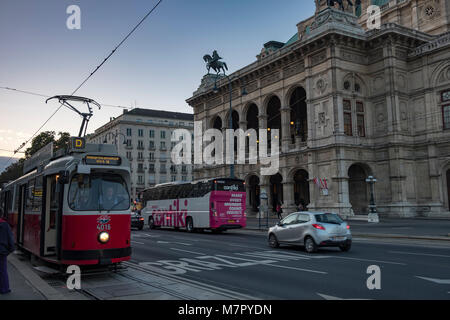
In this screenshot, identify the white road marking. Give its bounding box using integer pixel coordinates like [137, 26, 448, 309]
[416, 276, 450, 284]
[157, 240, 192, 246]
[229, 244, 266, 250]
[131, 241, 145, 245]
[170, 248, 207, 255]
[333, 256, 406, 266]
[266, 263, 327, 274]
[389, 251, 450, 258]
[143, 233, 160, 238]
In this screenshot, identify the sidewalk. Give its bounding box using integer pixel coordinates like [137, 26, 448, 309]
[244, 215, 450, 241]
[0, 257, 44, 300]
[0, 253, 67, 301]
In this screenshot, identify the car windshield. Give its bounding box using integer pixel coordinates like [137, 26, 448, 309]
[68, 173, 130, 212]
[315, 213, 344, 225]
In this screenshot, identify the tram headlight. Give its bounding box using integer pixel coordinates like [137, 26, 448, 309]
[98, 232, 110, 244]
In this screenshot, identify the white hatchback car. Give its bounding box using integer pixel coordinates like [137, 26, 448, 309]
[268, 212, 352, 253]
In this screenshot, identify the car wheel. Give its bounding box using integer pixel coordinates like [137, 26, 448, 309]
[148, 217, 155, 230]
[186, 217, 194, 233]
[304, 236, 317, 253]
[339, 242, 351, 252]
[268, 234, 279, 248]
[138, 225, 143, 231]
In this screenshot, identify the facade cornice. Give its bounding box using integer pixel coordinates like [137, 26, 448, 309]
[187, 21, 435, 108]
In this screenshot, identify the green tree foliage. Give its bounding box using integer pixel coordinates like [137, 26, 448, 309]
[0, 131, 70, 185]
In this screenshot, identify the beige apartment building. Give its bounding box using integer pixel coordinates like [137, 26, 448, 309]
[186, 0, 450, 218]
[88, 108, 194, 200]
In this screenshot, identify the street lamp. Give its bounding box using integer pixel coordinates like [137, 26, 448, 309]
[365, 175, 379, 223]
[212, 73, 248, 179]
[103, 132, 127, 150]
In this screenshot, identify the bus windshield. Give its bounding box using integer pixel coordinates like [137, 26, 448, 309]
[68, 173, 130, 211]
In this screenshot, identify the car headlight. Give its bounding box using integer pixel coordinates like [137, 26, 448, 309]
[98, 232, 110, 244]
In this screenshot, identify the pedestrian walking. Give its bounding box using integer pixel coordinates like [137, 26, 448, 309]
[298, 199, 307, 212]
[276, 201, 283, 220]
[0, 209, 15, 294]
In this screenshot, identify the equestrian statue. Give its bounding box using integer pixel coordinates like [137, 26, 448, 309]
[203, 50, 228, 74]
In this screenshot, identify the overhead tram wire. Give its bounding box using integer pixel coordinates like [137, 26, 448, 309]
[3, 0, 164, 167]
[0, 86, 130, 109]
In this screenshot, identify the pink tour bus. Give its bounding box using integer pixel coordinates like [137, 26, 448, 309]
[142, 178, 246, 233]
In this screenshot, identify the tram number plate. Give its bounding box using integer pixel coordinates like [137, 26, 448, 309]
[97, 224, 111, 231]
[228, 220, 235, 223]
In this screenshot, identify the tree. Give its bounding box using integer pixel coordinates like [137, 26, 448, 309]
[0, 159, 24, 185]
[0, 131, 71, 184]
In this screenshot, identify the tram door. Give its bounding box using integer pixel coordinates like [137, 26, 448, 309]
[42, 175, 59, 256]
[17, 185, 26, 246]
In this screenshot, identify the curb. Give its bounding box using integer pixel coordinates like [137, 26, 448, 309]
[8, 253, 67, 300]
[351, 233, 450, 242]
[236, 228, 450, 242]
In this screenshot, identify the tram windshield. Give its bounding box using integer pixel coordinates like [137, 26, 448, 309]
[68, 173, 130, 211]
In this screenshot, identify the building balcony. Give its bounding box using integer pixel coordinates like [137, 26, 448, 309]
[149, 146, 156, 151]
[137, 146, 145, 150]
[125, 145, 133, 150]
[137, 158, 144, 162]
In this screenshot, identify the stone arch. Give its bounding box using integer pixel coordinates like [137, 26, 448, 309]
[348, 163, 373, 215]
[261, 93, 282, 116]
[245, 103, 259, 131]
[270, 173, 283, 211]
[292, 169, 310, 208]
[288, 86, 308, 143]
[224, 109, 240, 130]
[432, 62, 450, 87]
[211, 115, 223, 130]
[266, 95, 283, 140]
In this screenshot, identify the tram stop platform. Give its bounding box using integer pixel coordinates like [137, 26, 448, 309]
[0, 252, 67, 301]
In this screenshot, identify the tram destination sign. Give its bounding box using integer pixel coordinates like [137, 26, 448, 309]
[84, 155, 121, 166]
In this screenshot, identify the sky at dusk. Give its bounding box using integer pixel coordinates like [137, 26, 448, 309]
[0, 0, 316, 158]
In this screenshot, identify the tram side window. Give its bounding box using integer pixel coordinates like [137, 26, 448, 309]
[25, 179, 35, 214]
[14, 186, 19, 213]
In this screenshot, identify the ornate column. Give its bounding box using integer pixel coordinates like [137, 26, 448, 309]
[282, 181, 295, 214]
[245, 183, 253, 216]
[280, 106, 291, 153]
[258, 114, 268, 132]
[260, 175, 271, 217]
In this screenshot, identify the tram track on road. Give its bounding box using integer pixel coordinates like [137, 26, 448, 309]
[122, 261, 259, 300]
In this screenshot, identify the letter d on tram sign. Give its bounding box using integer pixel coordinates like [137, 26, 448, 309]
[66, 265, 81, 290]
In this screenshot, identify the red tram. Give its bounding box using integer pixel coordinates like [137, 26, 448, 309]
[0, 138, 132, 266]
